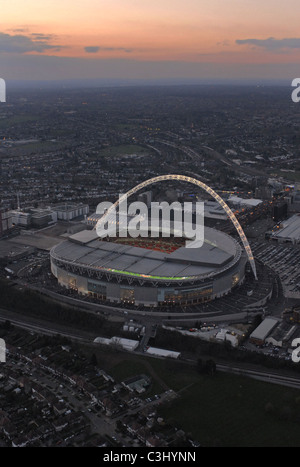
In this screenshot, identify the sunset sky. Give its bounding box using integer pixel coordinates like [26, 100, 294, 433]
[1, 0, 300, 82]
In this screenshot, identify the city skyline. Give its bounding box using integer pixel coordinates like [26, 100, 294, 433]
[1, 0, 300, 82]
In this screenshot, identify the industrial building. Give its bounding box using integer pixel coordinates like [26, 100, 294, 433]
[265, 320, 299, 348]
[10, 208, 57, 229]
[53, 203, 89, 221]
[93, 336, 139, 351]
[228, 195, 263, 209]
[0, 208, 13, 237]
[272, 202, 288, 222]
[271, 214, 300, 244]
[249, 317, 280, 346]
[203, 201, 228, 222]
[145, 347, 181, 359]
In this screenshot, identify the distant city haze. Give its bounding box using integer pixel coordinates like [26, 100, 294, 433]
[1, 0, 300, 83]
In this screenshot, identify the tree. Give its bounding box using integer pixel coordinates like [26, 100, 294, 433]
[197, 358, 205, 374]
[197, 358, 217, 376]
[205, 359, 217, 376]
[90, 353, 98, 367]
[3, 320, 11, 330]
[264, 402, 274, 415]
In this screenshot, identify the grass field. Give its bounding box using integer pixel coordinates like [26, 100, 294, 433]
[0, 115, 38, 128]
[83, 347, 300, 446]
[13, 140, 60, 152]
[269, 169, 300, 183]
[279, 171, 300, 183]
[158, 371, 300, 447]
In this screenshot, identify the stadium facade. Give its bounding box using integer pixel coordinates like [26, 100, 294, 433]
[50, 226, 247, 307]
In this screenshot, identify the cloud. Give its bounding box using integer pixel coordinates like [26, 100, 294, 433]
[236, 37, 300, 51]
[84, 46, 133, 54]
[30, 33, 56, 41]
[217, 40, 230, 47]
[10, 28, 29, 33]
[0, 32, 64, 53]
[84, 46, 100, 53]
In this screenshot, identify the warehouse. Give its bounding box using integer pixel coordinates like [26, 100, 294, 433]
[93, 336, 139, 351]
[145, 347, 181, 359]
[249, 317, 280, 346]
[271, 214, 300, 244]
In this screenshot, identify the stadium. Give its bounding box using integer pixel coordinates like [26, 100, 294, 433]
[50, 175, 258, 309]
[50, 225, 248, 307]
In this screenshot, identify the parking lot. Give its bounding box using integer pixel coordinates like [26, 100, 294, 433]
[250, 241, 300, 297]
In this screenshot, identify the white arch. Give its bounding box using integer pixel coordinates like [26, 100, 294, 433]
[95, 174, 257, 280]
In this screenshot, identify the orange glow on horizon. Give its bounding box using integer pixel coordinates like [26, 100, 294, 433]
[1, 0, 300, 81]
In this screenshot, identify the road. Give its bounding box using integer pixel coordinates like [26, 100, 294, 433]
[0, 307, 95, 343]
[216, 363, 300, 389]
[15, 279, 238, 320]
[151, 138, 264, 178]
[2, 307, 300, 391]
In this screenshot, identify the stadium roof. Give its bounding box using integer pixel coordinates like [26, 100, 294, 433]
[51, 227, 241, 281]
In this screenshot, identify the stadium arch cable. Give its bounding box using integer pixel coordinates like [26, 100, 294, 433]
[94, 174, 258, 280]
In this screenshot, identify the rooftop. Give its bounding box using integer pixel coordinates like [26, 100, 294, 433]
[250, 317, 280, 341]
[272, 214, 300, 241]
[51, 227, 240, 281]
